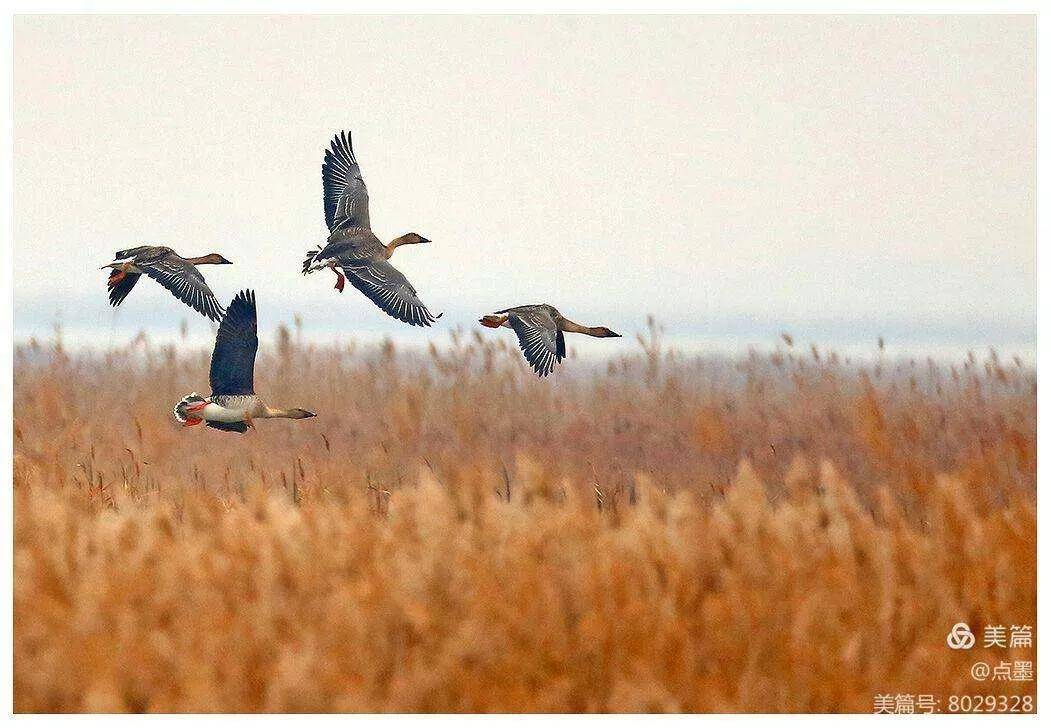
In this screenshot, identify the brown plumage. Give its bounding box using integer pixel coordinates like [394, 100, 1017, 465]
[102, 245, 231, 322]
[302, 131, 440, 327]
[479, 304, 620, 377]
[174, 290, 317, 434]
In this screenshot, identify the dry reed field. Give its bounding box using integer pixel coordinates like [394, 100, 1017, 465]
[13, 322, 1036, 713]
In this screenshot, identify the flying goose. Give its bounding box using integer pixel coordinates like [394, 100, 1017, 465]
[480, 304, 621, 377]
[302, 131, 441, 327]
[174, 290, 316, 433]
[102, 245, 230, 322]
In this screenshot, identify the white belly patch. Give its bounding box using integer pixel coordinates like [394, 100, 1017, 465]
[202, 403, 248, 423]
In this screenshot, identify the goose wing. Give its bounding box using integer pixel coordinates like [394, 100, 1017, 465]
[340, 259, 439, 327]
[209, 290, 258, 396]
[139, 251, 225, 322]
[323, 130, 370, 232]
[502, 306, 563, 377]
[114, 245, 163, 261]
[106, 270, 141, 306]
[206, 421, 249, 433]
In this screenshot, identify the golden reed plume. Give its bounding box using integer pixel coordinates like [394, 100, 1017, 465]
[13, 334, 1035, 712]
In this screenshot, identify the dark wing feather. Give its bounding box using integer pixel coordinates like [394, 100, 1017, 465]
[114, 245, 156, 260]
[209, 290, 258, 396]
[341, 259, 439, 327]
[106, 271, 141, 306]
[323, 131, 370, 232]
[206, 421, 249, 434]
[140, 253, 225, 322]
[506, 309, 561, 377]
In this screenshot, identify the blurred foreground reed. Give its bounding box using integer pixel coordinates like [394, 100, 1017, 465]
[14, 325, 1036, 712]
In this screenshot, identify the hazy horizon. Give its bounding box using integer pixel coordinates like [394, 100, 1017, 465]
[13, 15, 1035, 362]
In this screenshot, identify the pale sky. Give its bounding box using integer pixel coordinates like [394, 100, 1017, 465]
[13, 14, 1036, 357]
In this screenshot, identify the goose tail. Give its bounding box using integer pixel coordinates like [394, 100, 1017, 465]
[302, 247, 326, 275]
[174, 393, 208, 425]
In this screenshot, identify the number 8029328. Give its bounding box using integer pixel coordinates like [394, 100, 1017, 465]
[947, 695, 1033, 713]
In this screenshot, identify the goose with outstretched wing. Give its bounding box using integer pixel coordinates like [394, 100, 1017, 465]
[102, 245, 230, 322]
[302, 131, 441, 327]
[173, 290, 316, 433]
[480, 304, 621, 377]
